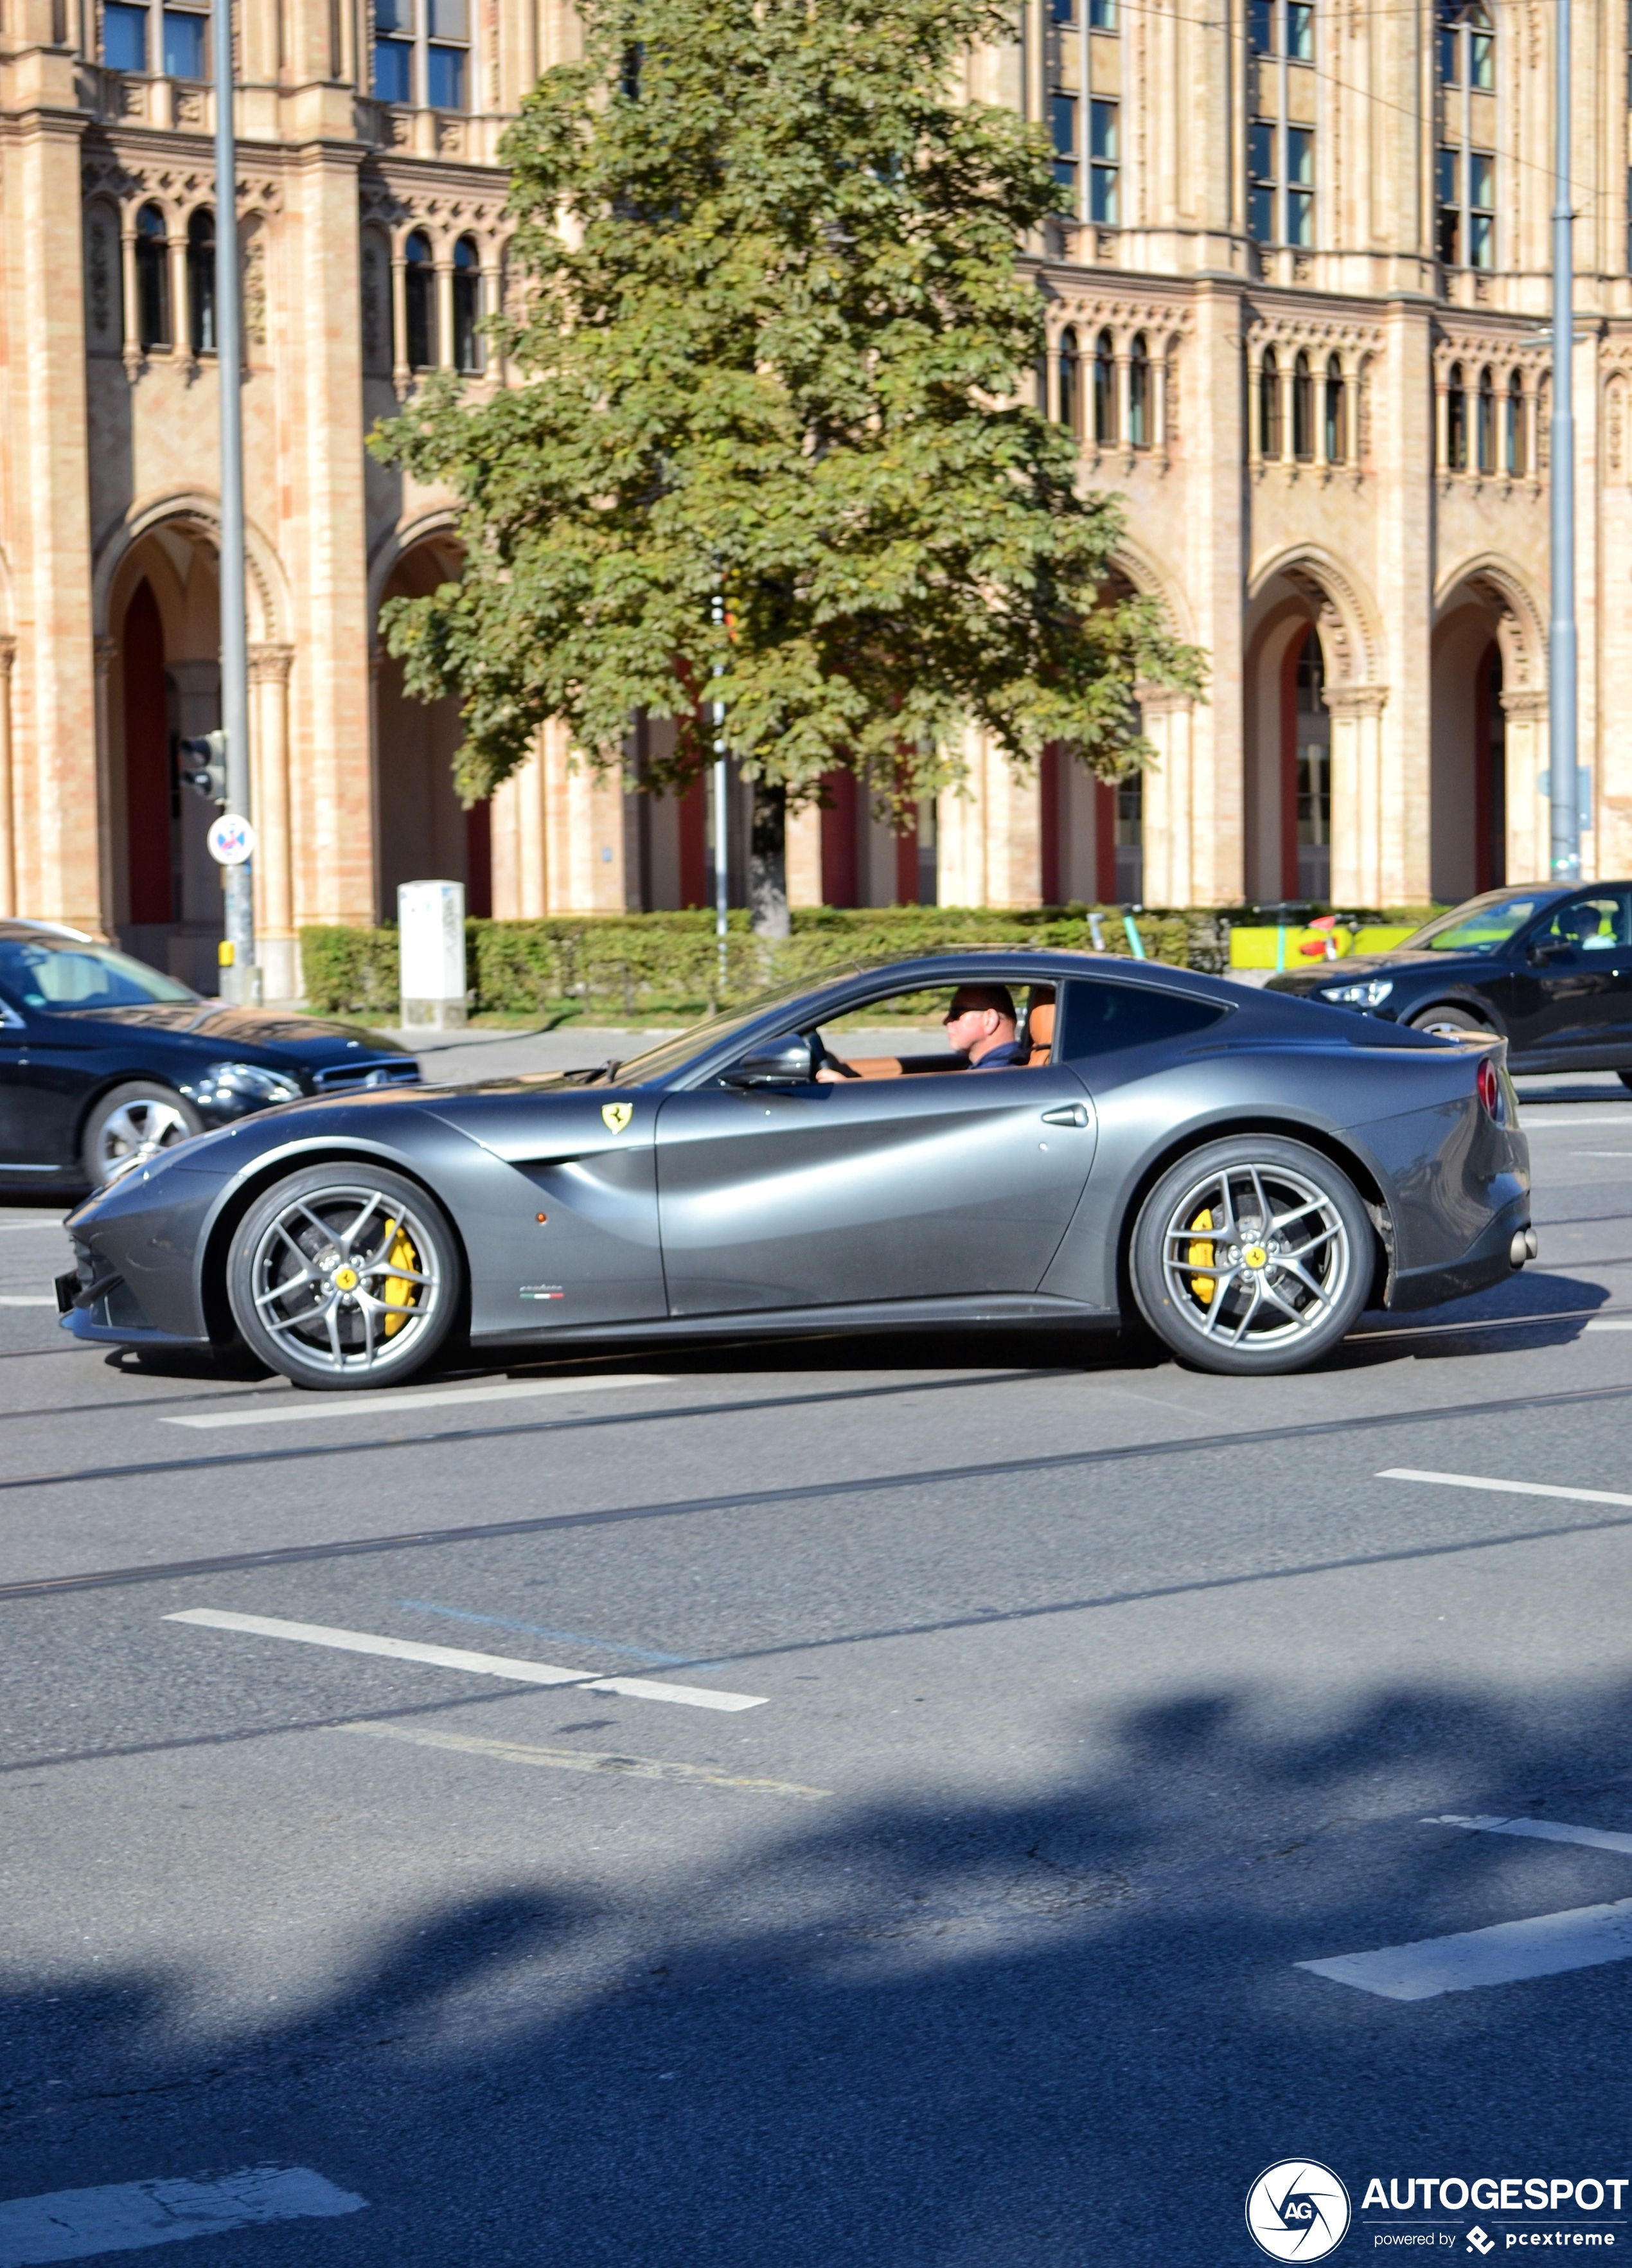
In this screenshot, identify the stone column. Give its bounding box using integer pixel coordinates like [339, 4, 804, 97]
[121, 212, 142, 380]
[0, 638, 16, 918]
[490, 745, 549, 918]
[1137, 689, 1195, 907]
[1375, 299, 1433, 904]
[936, 721, 991, 907]
[1501, 687, 1549, 884]
[1182, 280, 1246, 905]
[1324, 684, 1388, 907]
[93, 635, 116, 938]
[785, 801, 823, 907]
[435, 255, 454, 371]
[249, 643, 297, 1000]
[541, 718, 627, 911]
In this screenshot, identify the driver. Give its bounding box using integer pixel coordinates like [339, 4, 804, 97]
[815, 985, 1026, 1080]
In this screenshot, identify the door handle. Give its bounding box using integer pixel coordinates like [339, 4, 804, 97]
[1040, 1104, 1090, 1127]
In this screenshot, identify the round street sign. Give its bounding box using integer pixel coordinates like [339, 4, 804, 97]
[207, 814, 257, 866]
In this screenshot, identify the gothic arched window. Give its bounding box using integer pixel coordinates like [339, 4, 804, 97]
[405, 230, 436, 370]
[187, 208, 216, 355]
[1094, 327, 1116, 445]
[1292, 348, 1314, 460]
[1128, 332, 1149, 448]
[1058, 326, 1080, 438]
[1260, 347, 1282, 458]
[1324, 353, 1345, 463]
[136, 204, 170, 352]
[1446, 361, 1468, 470]
[1506, 369, 1526, 476]
[453, 235, 483, 373]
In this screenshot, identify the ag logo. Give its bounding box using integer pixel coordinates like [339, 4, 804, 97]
[601, 1102, 633, 1134]
[1245, 2161, 1351, 2261]
[1467, 2234, 1495, 2258]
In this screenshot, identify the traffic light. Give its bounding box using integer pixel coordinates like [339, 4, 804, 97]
[178, 731, 227, 806]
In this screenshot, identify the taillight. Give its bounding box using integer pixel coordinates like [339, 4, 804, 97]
[1477, 1057, 1500, 1118]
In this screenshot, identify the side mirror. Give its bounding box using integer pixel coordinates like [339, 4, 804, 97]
[723, 1032, 817, 1087]
[1528, 940, 1569, 967]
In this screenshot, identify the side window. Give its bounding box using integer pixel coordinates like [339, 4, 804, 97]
[1058, 979, 1228, 1058]
[1536, 894, 1631, 956]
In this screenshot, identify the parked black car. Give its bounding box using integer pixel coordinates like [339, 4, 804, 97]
[1266, 885, 1632, 1082]
[0, 921, 420, 1188]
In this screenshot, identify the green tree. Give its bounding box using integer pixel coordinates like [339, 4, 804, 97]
[375, 0, 1204, 932]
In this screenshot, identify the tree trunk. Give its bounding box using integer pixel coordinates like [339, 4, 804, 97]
[749, 780, 790, 940]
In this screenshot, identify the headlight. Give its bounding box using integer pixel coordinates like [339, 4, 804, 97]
[1318, 978, 1394, 1009]
[198, 1060, 303, 1104]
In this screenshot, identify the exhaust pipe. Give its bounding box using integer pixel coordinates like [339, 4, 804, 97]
[1509, 1228, 1539, 1268]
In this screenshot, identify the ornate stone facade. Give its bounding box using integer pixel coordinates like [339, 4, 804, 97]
[0, 0, 1626, 983]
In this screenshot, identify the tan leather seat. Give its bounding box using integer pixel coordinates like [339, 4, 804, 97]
[1025, 997, 1056, 1066]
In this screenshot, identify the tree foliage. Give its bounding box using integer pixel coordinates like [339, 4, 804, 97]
[374, 0, 1205, 812]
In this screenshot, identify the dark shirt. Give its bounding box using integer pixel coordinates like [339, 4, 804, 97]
[966, 1039, 1028, 1072]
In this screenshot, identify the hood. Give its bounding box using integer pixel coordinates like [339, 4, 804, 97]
[1267, 949, 1451, 994]
[33, 1001, 413, 1061]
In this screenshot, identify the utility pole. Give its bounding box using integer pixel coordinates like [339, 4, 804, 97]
[213, 0, 256, 997]
[711, 593, 729, 1001]
[1548, 0, 1579, 881]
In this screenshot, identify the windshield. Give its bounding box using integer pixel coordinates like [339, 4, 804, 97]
[614, 970, 863, 1085]
[0, 937, 199, 1009]
[1399, 893, 1553, 956]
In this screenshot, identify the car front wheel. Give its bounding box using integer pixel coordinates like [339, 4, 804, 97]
[226, 1164, 462, 1388]
[1130, 1136, 1374, 1375]
[1406, 1005, 1488, 1040]
[82, 1082, 202, 1186]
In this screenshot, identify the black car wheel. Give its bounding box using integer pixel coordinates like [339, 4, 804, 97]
[1406, 1005, 1488, 1040]
[1130, 1136, 1373, 1375]
[226, 1164, 462, 1389]
[82, 1082, 203, 1186]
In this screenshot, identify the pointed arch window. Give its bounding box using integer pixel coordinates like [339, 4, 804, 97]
[1128, 333, 1149, 449]
[1324, 353, 1345, 463]
[1446, 361, 1468, 470]
[1292, 349, 1314, 460]
[1058, 327, 1081, 438]
[1505, 369, 1526, 475]
[135, 204, 170, 352]
[405, 230, 436, 371]
[1260, 347, 1282, 459]
[1477, 366, 1496, 474]
[1093, 328, 1116, 445]
[187, 208, 216, 355]
[452, 235, 483, 373]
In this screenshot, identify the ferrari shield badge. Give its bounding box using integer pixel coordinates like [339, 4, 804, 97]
[601, 1102, 634, 1134]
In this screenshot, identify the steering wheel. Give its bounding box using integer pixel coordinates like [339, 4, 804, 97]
[812, 1036, 860, 1079]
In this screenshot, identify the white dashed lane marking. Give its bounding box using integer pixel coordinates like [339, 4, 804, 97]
[1428, 1814, 1632, 1857]
[1299, 1899, 1632, 2001]
[343, 1719, 828, 1796]
[0, 2165, 364, 2265]
[1378, 1467, 1632, 1510]
[161, 1372, 676, 1427]
[166, 1607, 767, 1711]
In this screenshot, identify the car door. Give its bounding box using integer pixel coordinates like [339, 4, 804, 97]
[1496, 892, 1632, 1065]
[653, 1056, 1097, 1317]
[0, 992, 43, 1167]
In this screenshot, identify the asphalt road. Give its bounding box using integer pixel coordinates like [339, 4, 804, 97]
[3, 1069, 1632, 2266]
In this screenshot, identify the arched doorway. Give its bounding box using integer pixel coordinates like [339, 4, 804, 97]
[1430, 595, 1511, 902]
[374, 539, 492, 920]
[1291, 627, 1331, 902]
[108, 526, 226, 988]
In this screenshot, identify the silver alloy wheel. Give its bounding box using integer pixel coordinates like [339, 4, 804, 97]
[1157, 1158, 1353, 1355]
[247, 1182, 445, 1377]
[93, 1096, 196, 1183]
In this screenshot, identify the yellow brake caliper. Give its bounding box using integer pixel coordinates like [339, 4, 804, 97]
[1187, 1208, 1216, 1304]
[380, 1217, 420, 1337]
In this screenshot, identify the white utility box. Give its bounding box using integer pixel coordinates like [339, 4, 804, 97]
[398, 879, 467, 1030]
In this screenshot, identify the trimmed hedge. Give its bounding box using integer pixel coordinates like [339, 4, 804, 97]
[297, 903, 1440, 1022]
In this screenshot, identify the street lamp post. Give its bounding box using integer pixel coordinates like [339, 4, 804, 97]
[1548, 0, 1579, 881]
[213, 0, 256, 997]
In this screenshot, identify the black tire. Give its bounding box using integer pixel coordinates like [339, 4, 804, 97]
[226, 1163, 462, 1389]
[82, 1081, 203, 1186]
[1406, 1005, 1488, 1040]
[1129, 1135, 1374, 1376]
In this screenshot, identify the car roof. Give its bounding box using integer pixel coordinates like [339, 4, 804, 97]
[0, 918, 98, 942]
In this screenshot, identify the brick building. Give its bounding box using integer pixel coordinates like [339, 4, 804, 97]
[0, 0, 1626, 990]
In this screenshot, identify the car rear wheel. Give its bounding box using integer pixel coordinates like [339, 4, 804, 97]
[1130, 1136, 1374, 1375]
[82, 1082, 202, 1186]
[1406, 1005, 1487, 1040]
[226, 1164, 462, 1389]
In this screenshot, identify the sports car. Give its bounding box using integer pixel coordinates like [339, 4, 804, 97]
[56, 950, 1534, 1382]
